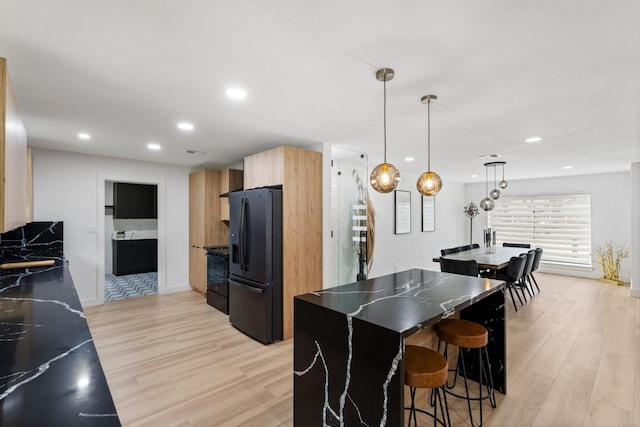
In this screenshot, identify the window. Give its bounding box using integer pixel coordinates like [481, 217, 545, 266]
[488, 193, 592, 266]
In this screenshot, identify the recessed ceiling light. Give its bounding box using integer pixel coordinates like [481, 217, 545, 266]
[78, 133, 91, 140]
[478, 154, 502, 159]
[177, 122, 194, 131]
[562, 165, 573, 170]
[226, 87, 247, 100]
[525, 136, 542, 143]
[404, 157, 415, 162]
[147, 143, 161, 151]
[471, 174, 479, 178]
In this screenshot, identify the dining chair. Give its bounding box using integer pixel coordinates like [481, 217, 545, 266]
[502, 242, 531, 248]
[440, 247, 460, 256]
[496, 255, 526, 311]
[439, 258, 479, 277]
[456, 245, 472, 252]
[529, 248, 543, 292]
[520, 250, 536, 297]
[471, 243, 480, 249]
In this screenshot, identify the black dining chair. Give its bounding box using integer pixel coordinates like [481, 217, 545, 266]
[439, 258, 479, 277]
[529, 248, 543, 292]
[520, 250, 536, 298]
[441, 247, 460, 256]
[496, 255, 527, 311]
[455, 245, 472, 252]
[502, 242, 531, 248]
[471, 243, 480, 249]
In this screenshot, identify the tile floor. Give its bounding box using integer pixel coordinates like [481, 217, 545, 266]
[104, 272, 158, 302]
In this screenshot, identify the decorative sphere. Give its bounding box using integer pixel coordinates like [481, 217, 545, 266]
[490, 188, 501, 200]
[463, 202, 480, 218]
[416, 171, 442, 196]
[499, 180, 508, 189]
[480, 197, 495, 211]
[370, 163, 400, 193]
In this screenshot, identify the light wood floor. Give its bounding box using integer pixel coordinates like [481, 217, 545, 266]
[85, 273, 640, 426]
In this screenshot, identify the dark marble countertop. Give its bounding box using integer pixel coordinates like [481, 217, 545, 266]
[295, 268, 505, 337]
[0, 222, 120, 426]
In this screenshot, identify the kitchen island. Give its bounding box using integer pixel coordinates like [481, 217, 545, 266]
[293, 268, 505, 426]
[0, 222, 120, 426]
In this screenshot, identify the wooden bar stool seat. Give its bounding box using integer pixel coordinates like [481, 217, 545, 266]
[404, 345, 451, 426]
[435, 319, 496, 427]
[435, 319, 487, 349]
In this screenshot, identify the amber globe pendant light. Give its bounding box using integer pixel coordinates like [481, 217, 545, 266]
[417, 95, 442, 196]
[370, 68, 400, 193]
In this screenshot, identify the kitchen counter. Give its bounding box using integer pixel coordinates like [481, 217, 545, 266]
[0, 222, 120, 426]
[293, 268, 506, 426]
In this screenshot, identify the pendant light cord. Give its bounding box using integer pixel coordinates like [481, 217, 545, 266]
[383, 75, 387, 164]
[427, 98, 431, 172]
[493, 164, 497, 187]
[485, 165, 489, 195]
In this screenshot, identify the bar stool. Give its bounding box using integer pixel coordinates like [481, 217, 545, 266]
[435, 319, 496, 427]
[404, 345, 451, 427]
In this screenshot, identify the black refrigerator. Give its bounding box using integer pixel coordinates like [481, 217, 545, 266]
[228, 187, 283, 344]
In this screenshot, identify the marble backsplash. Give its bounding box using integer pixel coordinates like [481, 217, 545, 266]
[0, 221, 64, 263]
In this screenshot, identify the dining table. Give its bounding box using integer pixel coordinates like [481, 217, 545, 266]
[433, 246, 529, 271]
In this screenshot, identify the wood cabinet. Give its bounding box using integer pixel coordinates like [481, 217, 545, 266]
[189, 169, 225, 294]
[219, 169, 243, 222]
[189, 245, 207, 295]
[243, 146, 322, 340]
[0, 57, 27, 233]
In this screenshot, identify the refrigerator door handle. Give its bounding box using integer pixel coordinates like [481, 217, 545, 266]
[239, 196, 246, 271]
[232, 281, 265, 294]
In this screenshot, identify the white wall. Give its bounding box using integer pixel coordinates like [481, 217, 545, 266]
[32, 148, 191, 305]
[465, 171, 632, 281]
[631, 162, 640, 297]
[366, 157, 467, 279]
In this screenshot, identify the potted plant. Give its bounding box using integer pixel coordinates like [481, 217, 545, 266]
[594, 241, 630, 285]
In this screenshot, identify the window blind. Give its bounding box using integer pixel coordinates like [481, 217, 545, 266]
[488, 193, 592, 266]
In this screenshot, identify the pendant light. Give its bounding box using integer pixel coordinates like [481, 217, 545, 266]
[489, 164, 501, 200]
[370, 68, 400, 193]
[416, 95, 442, 196]
[499, 162, 508, 189]
[480, 163, 495, 211]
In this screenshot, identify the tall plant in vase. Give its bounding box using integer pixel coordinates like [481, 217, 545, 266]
[594, 241, 629, 285]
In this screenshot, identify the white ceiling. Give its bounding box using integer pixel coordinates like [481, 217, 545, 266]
[1, 0, 639, 183]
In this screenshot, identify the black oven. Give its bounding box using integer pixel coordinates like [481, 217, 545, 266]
[205, 246, 229, 314]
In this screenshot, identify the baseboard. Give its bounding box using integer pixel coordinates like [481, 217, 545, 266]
[631, 288, 640, 298]
[81, 297, 99, 307]
[163, 282, 192, 294]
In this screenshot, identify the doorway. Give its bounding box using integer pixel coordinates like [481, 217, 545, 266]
[97, 174, 166, 305]
[104, 181, 158, 301]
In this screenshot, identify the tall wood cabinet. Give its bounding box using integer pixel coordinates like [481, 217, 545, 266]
[0, 57, 27, 233]
[244, 146, 322, 340]
[189, 168, 243, 295]
[189, 170, 223, 294]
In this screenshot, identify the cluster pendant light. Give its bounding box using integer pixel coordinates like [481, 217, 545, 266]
[370, 68, 401, 193]
[416, 95, 442, 196]
[480, 161, 507, 211]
